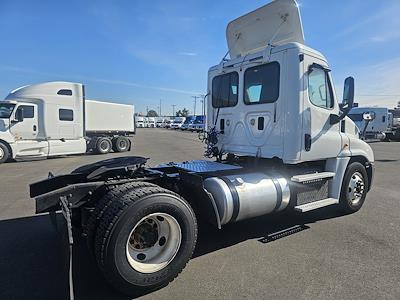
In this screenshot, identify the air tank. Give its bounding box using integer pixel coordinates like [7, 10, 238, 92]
[204, 172, 290, 225]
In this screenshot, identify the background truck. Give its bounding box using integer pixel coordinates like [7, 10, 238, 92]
[349, 106, 400, 141]
[189, 115, 205, 131]
[0, 81, 134, 163]
[169, 116, 186, 129]
[180, 116, 195, 130]
[147, 117, 156, 128]
[30, 0, 374, 297]
[136, 116, 145, 128]
[155, 117, 165, 128]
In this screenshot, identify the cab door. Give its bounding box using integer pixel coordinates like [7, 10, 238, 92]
[10, 104, 38, 140]
[301, 58, 342, 161]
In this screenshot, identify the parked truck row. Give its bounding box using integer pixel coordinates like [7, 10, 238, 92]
[136, 115, 205, 131]
[0, 82, 135, 164]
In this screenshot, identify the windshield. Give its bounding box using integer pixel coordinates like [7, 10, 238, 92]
[0, 103, 16, 118]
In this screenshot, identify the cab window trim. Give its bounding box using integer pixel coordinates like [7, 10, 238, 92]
[211, 71, 239, 108]
[17, 105, 35, 119]
[243, 61, 280, 105]
[307, 64, 335, 110]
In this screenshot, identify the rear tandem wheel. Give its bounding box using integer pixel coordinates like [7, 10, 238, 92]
[91, 185, 198, 296]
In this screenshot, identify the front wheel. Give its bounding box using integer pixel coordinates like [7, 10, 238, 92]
[0, 142, 10, 164]
[339, 162, 369, 213]
[94, 186, 197, 296]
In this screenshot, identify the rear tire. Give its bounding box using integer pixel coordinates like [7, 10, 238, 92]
[85, 181, 157, 254]
[112, 136, 130, 152]
[94, 186, 197, 296]
[339, 162, 368, 213]
[0, 142, 10, 164]
[96, 137, 112, 154]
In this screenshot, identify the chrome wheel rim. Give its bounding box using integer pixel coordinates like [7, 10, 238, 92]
[126, 213, 181, 273]
[347, 172, 365, 205]
[0, 147, 4, 160]
[119, 139, 127, 150]
[100, 140, 109, 151]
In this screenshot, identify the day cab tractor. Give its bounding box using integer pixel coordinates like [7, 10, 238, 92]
[30, 0, 374, 297]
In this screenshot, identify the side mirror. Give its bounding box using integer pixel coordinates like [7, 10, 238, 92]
[363, 111, 376, 121]
[341, 77, 355, 111]
[14, 108, 24, 123]
[330, 76, 355, 125]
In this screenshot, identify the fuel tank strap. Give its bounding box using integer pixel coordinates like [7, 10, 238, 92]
[272, 178, 283, 211]
[219, 176, 240, 223]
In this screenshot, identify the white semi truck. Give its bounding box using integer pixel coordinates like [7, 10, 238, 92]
[0, 81, 134, 163]
[30, 0, 374, 297]
[135, 116, 145, 128]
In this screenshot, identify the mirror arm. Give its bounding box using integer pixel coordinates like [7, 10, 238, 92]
[330, 108, 350, 125]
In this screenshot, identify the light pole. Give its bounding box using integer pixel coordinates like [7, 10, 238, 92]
[172, 104, 176, 117]
[192, 96, 201, 116]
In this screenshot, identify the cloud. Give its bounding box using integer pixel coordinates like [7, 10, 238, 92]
[85, 77, 202, 95]
[333, 1, 400, 46]
[0, 65, 203, 96]
[353, 57, 400, 108]
[178, 52, 198, 56]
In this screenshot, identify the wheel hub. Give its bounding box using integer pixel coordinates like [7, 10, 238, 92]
[126, 213, 182, 273]
[129, 222, 158, 249]
[347, 172, 365, 205]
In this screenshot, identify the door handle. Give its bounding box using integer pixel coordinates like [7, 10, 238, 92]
[33, 125, 37, 131]
[305, 134, 311, 152]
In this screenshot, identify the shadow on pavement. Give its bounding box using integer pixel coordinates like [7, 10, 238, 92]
[0, 207, 345, 300]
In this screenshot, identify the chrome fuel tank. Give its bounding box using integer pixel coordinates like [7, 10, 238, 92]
[204, 172, 290, 225]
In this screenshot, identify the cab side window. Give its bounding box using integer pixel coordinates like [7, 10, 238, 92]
[17, 105, 34, 118]
[244, 62, 280, 105]
[212, 72, 239, 108]
[308, 67, 334, 109]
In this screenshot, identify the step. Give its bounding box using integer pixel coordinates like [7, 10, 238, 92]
[291, 172, 335, 183]
[294, 198, 339, 212]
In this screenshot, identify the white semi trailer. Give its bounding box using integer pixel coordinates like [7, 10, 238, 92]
[0, 81, 134, 163]
[30, 1, 374, 297]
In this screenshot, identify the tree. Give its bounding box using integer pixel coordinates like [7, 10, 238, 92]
[176, 108, 189, 117]
[147, 110, 158, 117]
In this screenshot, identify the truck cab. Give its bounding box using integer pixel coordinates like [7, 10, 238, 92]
[136, 116, 145, 128]
[170, 117, 186, 129]
[180, 116, 195, 130]
[207, 0, 372, 166]
[0, 82, 86, 163]
[147, 117, 156, 128]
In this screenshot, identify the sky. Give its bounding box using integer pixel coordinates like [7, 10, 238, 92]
[0, 0, 399, 115]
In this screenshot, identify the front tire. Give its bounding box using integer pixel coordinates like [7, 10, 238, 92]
[0, 142, 10, 164]
[94, 186, 197, 296]
[339, 162, 368, 213]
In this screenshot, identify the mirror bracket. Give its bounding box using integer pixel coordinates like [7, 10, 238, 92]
[329, 114, 341, 125]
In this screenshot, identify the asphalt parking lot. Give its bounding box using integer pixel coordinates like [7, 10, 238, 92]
[0, 129, 399, 300]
